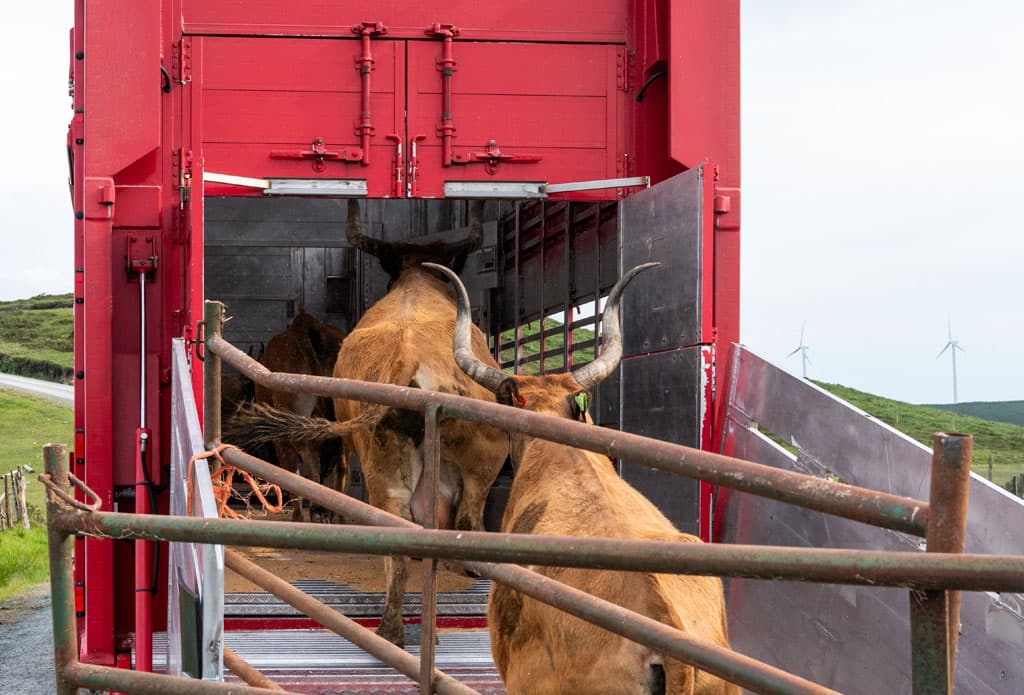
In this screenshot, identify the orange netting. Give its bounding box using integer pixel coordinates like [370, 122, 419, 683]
[187, 444, 285, 519]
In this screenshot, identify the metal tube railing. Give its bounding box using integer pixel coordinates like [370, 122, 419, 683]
[47, 442, 999, 694]
[223, 549, 478, 695]
[65, 662, 305, 695]
[43, 445, 77, 695]
[44, 445, 305, 695]
[222, 647, 283, 691]
[207, 332, 929, 536]
[48, 506, 837, 694]
[41, 306, 965, 694]
[420, 404, 442, 695]
[48, 509, 1024, 594]
[910, 433, 973, 693]
[199, 302, 969, 693]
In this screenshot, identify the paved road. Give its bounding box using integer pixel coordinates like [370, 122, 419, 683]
[0, 587, 56, 695]
[0, 374, 73, 407]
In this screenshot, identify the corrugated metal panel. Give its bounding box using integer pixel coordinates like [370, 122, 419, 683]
[226, 579, 490, 618]
[154, 629, 504, 692]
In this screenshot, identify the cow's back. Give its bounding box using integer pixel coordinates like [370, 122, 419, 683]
[332, 269, 500, 421]
[492, 442, 736, 694]
[256, 323, 321, 416]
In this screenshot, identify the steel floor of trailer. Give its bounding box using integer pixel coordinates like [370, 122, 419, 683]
[156, 553, 505, 693]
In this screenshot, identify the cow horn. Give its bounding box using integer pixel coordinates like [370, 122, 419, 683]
[346, 199, 386, 257]
[570, 262, 660, 391]
[423, 261, 508, 393]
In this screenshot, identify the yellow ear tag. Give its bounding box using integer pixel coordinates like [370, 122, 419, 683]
[574, 392, 589, 415]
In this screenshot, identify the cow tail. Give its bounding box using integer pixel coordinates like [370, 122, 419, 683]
[326, 402, 390, 437]
[226, 402, 352, 449]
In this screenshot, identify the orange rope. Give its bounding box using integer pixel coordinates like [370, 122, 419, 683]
[187, 444, 284, 519]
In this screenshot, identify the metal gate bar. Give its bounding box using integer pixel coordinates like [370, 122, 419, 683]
[47, 448, 1004, 693]
[910, 433, 972, 693]
[44, 308, 984, 693]
[222, 646, 283, 691]
[44, 466, 836, 694]
[46, 506, 1024, 593]
[202, 303, 973, 693]
[222, 548, 477, 695]
[203, 307, 978, 691]
[42, 445, 304, 695]
[206, 330, 930, 536]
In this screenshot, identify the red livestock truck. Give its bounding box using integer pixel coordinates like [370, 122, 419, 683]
[55, 1, 1023, 693]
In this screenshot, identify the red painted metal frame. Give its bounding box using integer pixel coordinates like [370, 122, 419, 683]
[69, 0, 738, 672]
[223, 616, 488, 632]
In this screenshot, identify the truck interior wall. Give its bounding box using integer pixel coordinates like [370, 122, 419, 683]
[204, 196, 512, 513]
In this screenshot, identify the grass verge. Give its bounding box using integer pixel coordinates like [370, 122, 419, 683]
[0, 388, 72, 601]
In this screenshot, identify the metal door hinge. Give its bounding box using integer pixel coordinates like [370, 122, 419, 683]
[174, 40, 192, 86]
[617, 48, 631, 92]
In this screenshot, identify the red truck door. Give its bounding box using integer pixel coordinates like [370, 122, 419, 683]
[194, 35, 625, 199]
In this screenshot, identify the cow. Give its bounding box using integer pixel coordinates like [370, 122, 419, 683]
[231, 200, 509, 647]
[429, 261, 739, 695]
[253, 308, 348, 522]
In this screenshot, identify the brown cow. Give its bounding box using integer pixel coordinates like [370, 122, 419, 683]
[231, 200, 509, 647]
[254, 308, 348, 521]
[430, 261, 738, 695]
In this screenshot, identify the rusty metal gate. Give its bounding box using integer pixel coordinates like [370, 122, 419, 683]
[38, 304, 1024, 694]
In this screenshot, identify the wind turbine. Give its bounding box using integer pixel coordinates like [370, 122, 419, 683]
[787, 321, 811, 379]
[937, 319, 966, 409]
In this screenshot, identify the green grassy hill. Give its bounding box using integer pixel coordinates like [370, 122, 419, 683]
[0, 294, 74, 383]
[924, 400, 1024, 427]
[815, 381, 1024, 487]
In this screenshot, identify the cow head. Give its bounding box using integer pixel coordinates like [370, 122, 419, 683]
[425, 261, 659, 424]
[347, 199, 484, 282]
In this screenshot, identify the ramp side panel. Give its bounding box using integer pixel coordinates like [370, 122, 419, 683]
[718, 344, 1024, 693]
[169, 339, 225, 680]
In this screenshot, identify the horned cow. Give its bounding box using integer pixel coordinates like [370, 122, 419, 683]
[334, 200, 509, 646]
[431, 262, 738, 695]
[229, 200, 509, 647]
[254, 309, 348, 522]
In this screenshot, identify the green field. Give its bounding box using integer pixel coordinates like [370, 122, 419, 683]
[925, 400, 1024, 427]
[0, 389, 73, 602]
[816, 382, 1024, 487]
[0, 293, 74, 382]
[498, 317, 596, 374]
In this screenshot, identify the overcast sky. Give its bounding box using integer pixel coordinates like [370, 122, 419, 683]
[1, 2, 1021, 405]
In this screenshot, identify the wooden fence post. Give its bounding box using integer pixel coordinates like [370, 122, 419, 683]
[16, 467, 30, 529]
[3, 473, 12, 528]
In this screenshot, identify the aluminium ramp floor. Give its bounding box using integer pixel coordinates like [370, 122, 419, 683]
[156, 575, 504, 692]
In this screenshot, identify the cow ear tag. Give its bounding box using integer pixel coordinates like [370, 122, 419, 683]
[517, 394, 527, 407]
[574, 392, 589, 416]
